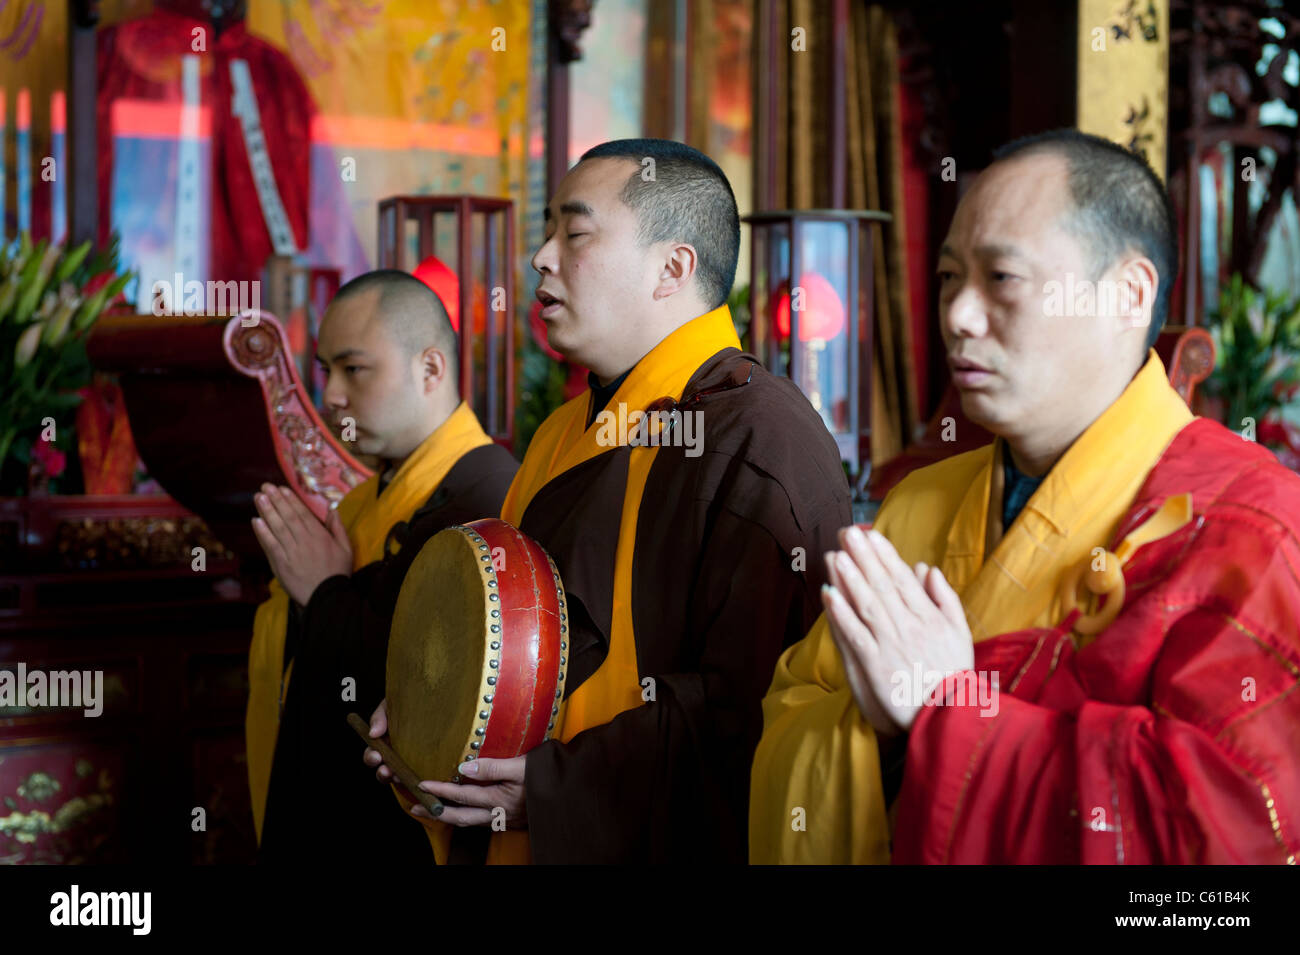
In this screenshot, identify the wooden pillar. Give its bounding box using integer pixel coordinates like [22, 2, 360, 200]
[546, 0, 594, 197]
[829, 0, 848, 209]
[67, 0, 100, 246]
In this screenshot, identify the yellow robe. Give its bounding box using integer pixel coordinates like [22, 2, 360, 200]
[748, 351, 1194, 864]
[246, 400, 492, 843]
[400, 303, 742, 864]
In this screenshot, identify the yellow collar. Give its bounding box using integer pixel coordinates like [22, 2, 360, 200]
[946, 350, 1194, 639]
[344, 400, 492, 566]
[503, 304, 740, 523]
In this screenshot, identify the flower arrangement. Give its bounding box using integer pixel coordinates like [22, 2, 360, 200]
[1204, 273, 1300, 468]
[0, 232, 132, 495]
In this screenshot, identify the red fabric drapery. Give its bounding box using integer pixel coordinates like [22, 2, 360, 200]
[96, 11, 315, 283]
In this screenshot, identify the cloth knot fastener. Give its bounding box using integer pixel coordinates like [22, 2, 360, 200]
[1056, 492, 1194, 639]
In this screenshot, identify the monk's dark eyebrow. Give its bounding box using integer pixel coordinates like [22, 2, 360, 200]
[975, 242, 1027, 260]
[938, 242, 1027, 260]
[543, 201, 596, 224]
[316, 348, 368, 363]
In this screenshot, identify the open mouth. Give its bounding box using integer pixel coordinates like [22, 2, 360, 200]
[948, 356, 993, 388]
[535, 288, 565, 319]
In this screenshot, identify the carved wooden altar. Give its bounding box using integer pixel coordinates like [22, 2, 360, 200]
[86, 308, 372, 567]
[1, 304, 367, 865]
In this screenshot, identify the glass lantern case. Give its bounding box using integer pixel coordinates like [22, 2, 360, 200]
[742, 209, 890, 474]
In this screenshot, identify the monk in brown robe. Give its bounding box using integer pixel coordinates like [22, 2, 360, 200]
[364, 139, 853, 863]
[248, 270, 517, 865]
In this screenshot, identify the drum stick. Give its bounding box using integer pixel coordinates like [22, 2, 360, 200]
[347, 712, 444, 818]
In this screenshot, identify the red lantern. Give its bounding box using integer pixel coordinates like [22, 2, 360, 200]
[774, 271, 846, 341]
[412, 255, 462, 334]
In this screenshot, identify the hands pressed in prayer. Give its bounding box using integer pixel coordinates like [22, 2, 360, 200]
[822, 525, 974, 737]
[251, 483, 353, 606]
[363, 698, 529, 830]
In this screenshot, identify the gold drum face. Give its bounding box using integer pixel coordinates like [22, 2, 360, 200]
[386, 519, 569, 784]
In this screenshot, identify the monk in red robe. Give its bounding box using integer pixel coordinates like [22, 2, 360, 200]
[751, 129, 1300, 865]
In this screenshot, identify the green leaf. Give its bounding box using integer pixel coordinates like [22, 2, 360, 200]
[52, 239, 92, 286]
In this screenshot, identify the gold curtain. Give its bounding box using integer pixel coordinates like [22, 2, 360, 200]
[759, 1, 916, 464]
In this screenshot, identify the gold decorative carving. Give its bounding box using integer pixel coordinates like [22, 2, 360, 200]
[55, 515, 232, 570]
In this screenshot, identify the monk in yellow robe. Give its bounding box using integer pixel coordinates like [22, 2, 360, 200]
[246, 270, 517, 865]
[751, 130, 1300, 864]
[364, 139, 852, 863]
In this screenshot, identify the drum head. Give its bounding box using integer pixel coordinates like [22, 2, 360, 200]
[387, 527, 489, 783]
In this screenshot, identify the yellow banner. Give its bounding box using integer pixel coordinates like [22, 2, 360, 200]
[1077, 0, 1170, 180]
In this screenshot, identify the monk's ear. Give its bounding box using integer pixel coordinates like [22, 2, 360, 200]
[419, 346, 449, 395]
[1115, 254, 1158, 338]
[653, 243, 699, 301]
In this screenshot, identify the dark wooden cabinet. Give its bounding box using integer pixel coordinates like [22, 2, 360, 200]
[0, 495, 260, 864]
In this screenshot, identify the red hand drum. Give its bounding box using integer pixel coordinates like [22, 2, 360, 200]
[386, 518, 569, 784]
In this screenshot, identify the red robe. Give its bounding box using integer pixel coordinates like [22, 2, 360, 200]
[893, 418, 1300, 865]
[97, 11, 314, 283]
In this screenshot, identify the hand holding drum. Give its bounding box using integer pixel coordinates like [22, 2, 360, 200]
[356, 519, 570, 808]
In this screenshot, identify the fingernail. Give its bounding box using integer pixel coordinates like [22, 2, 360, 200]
[845, 525, 866, 547]
[457, 760, 478, 776]
[868, 529, 887, 545]
[418, 781, 436, 792]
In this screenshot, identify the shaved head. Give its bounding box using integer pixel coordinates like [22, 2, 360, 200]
[316, 269, 461, 462]
[578, 139, 740, 310]
[332, 269, 458, 386]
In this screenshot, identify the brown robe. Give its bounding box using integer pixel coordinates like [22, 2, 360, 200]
[258, 443, 518, 864]
[513, 349, 851, 862]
